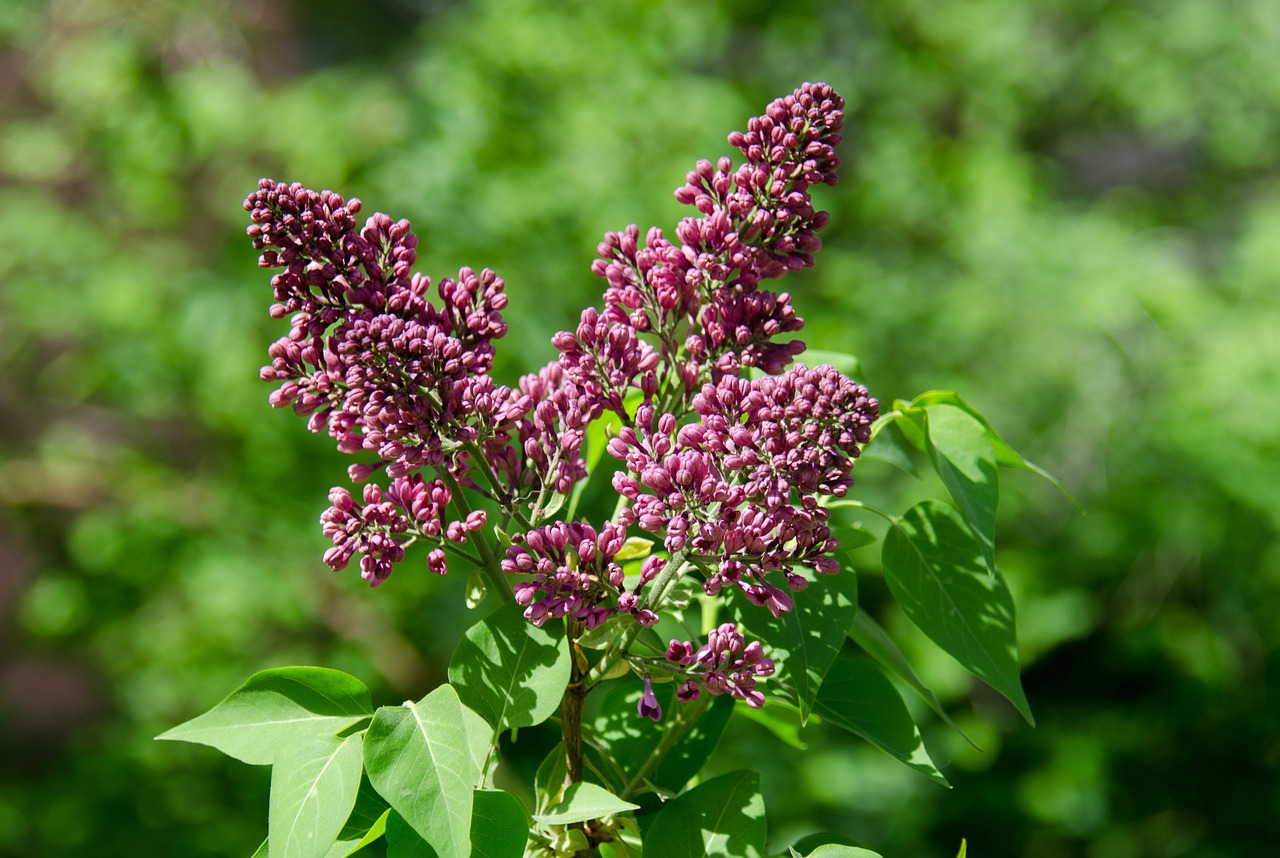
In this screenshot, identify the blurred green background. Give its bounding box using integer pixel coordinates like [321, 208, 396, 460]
[2, 0, 1278, 855]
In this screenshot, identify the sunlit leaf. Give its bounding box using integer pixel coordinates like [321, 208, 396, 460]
[156, 667, 372, 765]
[269, 731, 363, 858]
[448, 601, 570, 732]
[532, 781, 639, 825]
[644, 770, 766, 858]
[363, 686, 483, 858]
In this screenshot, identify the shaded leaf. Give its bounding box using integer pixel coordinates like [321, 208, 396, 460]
[882, 501, 1033, 724]
[322, 775, 391, 858]
[363, 686, 482, 858]
[814, 656, 949, 786]
[848, 611, 978, 748]
[269, 731, 363, 858]
[156, 667, 372, 765]
[385, 812, 438, 858]
[644, 770, 766, 858]
[532, 742, 567, 814]
[448, 601, 571, 733]
[532, 781, 638, 825]
[470, 790, 529, 858]
[592, 684, 734, 793]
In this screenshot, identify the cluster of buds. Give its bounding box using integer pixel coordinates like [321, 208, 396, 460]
[663, 623, 777, 711]
[608, 365, 878, 617]
[249, 83, 872, 718]
[319, 477, 486, 586]
[500, 521, 666, 629]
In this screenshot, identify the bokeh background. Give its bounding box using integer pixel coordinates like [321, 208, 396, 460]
[2, 1, 1278, 856]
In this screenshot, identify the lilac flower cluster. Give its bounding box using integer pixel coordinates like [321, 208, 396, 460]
[321, 477, 486, 585]
[500, 521, 666, 629]
[664, 623, 776, 710]
[556, 82, 847, 417]
[608, 365, 877, 616]
[247, 180, 543, 582]
[248, 83, 872, 720]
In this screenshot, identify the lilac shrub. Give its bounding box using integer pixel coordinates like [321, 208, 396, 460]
[164, 83, 1049, 858]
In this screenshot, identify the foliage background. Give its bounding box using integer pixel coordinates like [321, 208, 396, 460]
[2, 0, 1278, 856]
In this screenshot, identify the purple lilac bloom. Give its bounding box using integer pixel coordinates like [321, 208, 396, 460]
[609, 365, 878, 614]
[247, 180, 532, 581]
[501, 520, 664, 629]
[665, 623, 776, 708]
[637, 675, 663, 722]
[560, 82, 846, 414]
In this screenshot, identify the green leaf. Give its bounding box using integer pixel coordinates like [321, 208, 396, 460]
[848, 611, 978, 748]
[924, 404, 999, 571]
[789, 833, 869, 854]
[956, 839, 968, 858]
[532, 742, 568, 814]
[732, 699, 807, 750]
[799, 349, 864, 379]
[729, 569, 857, 722]
[592, 685, 734, 793]
[251, 841, 268, 858]
[448, 601, 571, 733]
[644, 770, 766, 858]
[882, 501, 1033, 725]
[385, 812, 438, 858]
[814, 656, 949, 786]
[614, 536, 654, 561]
[470, 790, 529, 858]
[859, 421, 921, 479]
[908, 390, 1078, 507]
[269, 731, 363, 858]
[532, 781, 639, 825]
[156, 667, 372, 765]
[322, 775, 391, 858]
[803, 847, 885, 858]
[363, 686, 484, 858]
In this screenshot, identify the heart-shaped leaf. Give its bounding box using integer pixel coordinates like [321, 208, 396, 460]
[157, 667, 372, 765]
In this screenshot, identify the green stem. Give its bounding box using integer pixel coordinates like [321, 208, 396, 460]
[584, 552, 689, 689]
[621, 691, 709, 800]
[440, 469, 513, 603]
[829, 498, 899, 525]
[462, 440, 535, 531]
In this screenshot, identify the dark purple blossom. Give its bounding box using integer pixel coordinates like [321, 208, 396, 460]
[319, 476, 485, 586]
[638, 675, 662, 722]
[501, 520, 664, 629]
[609, 365, 877, 614]
[665, 623, 775, 708]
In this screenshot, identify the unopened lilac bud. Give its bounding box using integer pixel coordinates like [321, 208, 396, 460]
[638, 675, 662, 722]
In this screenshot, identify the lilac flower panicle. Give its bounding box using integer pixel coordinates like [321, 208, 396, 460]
[247, 179, 531, 583]
[247, 84, 875, 721]
[665, 623, 775, 709]
[609, 364, 877, 617]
